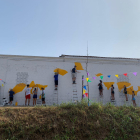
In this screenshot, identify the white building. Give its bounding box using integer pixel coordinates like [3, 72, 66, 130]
[0, 54, 140, 106]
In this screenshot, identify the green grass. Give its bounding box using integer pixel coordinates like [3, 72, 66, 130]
[0, 100, 140, 140]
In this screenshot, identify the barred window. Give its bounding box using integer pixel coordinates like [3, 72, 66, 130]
[117, 74, 129, 83]
[16, 72, 28, 84]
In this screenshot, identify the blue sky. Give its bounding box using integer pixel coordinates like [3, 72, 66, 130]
[0, 0, 140, 58]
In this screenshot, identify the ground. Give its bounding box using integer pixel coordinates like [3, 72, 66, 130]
[0, 102, 140, 140]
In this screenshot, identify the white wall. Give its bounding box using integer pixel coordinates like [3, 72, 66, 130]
[0, 55, 140, 106]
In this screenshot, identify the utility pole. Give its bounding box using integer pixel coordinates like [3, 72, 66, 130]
[86, 41, 89, 106]
[82, 75, 84, 99]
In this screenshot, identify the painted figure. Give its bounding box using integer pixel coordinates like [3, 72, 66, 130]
[98, 80, 103, 96]
[132, 91, 136, 107]
[54, 70, 59, 90]
[41, 87, 45, 104]
[124, 85, 128, 101]
[71, 65, 77, 84]
[33, 85, 38, 105]
[111, 85, 115, 100]
[9, 89, 15, 105]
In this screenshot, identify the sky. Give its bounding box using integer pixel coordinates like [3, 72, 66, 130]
[0, 0, 140, 58]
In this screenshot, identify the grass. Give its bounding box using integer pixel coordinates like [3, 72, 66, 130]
[0, 101, 140, 140]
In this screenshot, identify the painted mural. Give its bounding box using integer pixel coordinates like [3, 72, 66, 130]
[54, 68, 68, 76]
[30, 81, 48, 94]
[12, 81, 48, 94]
[117, 82, 131, 91]
[13, 62, 84, 95]
[3, 58, 139, 106]
[96, 73, 103, 77]
[103, 82, 115, 90]
[53, 62, 84, 76]
[116, 82, 140, 95]
[13, 83, 26, 94]
[103, 81, 140, 96]
[74, 62, 84, 70]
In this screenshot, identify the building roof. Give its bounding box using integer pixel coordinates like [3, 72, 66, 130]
[0, 54, 139, 64]
[59, 54, 140, 60]
[0, 53, 139, 60]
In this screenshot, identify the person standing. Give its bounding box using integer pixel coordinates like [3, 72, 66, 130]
[71, 66, 77, 84]
[9, 89, 15, 105]
[132, 91, 136, 107]
[33, 86, 38, 106]
[111, 85, 115, 100]
[124, 85, 128, 101]
[41, 87, 45, 104]
[98, 80, 103, 97]
[54, 71, 59, 90]
[25, 84, 35, 106]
